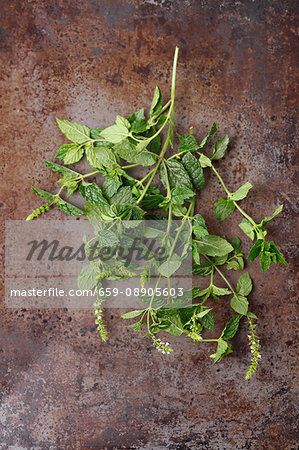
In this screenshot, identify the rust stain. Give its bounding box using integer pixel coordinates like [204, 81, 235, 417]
[0, 0, 298, 448]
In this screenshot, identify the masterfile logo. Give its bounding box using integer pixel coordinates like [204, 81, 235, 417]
[5, 219, 192, 308]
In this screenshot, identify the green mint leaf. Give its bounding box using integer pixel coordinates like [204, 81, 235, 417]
[128, 109, 147, 133]
[212, 135, 229, 160]
[157, 317, 184, 336]
[194, 235, 234, 257]
[212, 286, 232, 296]
[90, 128, 113, 148]
[165, 160, 193, 190]
[230, 294, 248, 315]
[192, 261, 213, 276]
[103, 177, 122, 199]
[231, 237, 242, 253]
[178, 134, 199, 152]
[212, 254, 229, 266]
[247, 239, 264, 261]
[172, 205, 187, 217]
[236, 272, 252, 296]
[143, 225, 165, 239]
[260, 205, 283, 227]
[171, 186, 195, 205]
[90, 127, 103, 136]
[114, 139, 157, 166]
[221, 315, 241, 340]
[269, 242, 288, 265]
[146, 126, 161, 154]
[191, 287, 202, 299]
[79, 181, 109, 207]
[199, 154, 212, 168]
[56, 143, 80, 160]
[55, 198, 84, 216]
[110, 186, 134, 205]
[100, 122, 129, 144]
[86, 147, 118, 170]
[135, 140, 149, 153]
[56, 118, 90, 144]
[192, 214, 208, 239]
[63, 146, 84, 164]
[200, 310, 214, 330]
[210, 339, 228, 363]
[121, 310, 145, 319]
[65, 183, 78, 195]
[116, 115, 131, 130]
[64, 180, 79, 197]
[126, 205, 146, 220]
[85, 203, 111, 232]
[247, 312, 258, 319]
[158, 259, 181, 277]
[126, 321, 143, 330]
[131, 151, 158, 167]
[227, 257, 244, 271]
[31, 187, 56, 202]
[230, 182, 253, 201]
[77, 264, 99, 290]
[150, 86, 162, 117]
[214, 198, 235, 221]
[192, 243, 201, 265]
[44, 160, 80, 179]
[198, 123, 217, 149]
[239, 218, 255, 240]
[98, 229, 118, 247]
[140, 190, 165, 210]
[193, 287, 210, 298]
[155, 114, 168, 126]
[195, 308, 212, 319]
[182, 152, 205, 190]
[85, 145, 101, 168]
[260, 251, 272, 273]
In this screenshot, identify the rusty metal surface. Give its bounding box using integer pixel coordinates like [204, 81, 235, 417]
[0, 0, 298, 448]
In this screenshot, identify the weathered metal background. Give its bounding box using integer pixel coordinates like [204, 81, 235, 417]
[0, 1, 298, 448]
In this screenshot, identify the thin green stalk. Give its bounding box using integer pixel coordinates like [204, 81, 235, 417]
[199, 266, 214, 306]
[205, 255, 236, 295]
[136, 134, 170, 205]
[167, 197, 195, 259]
[129, 134, 147, 143]
[162, 160, 171, 198]
[51, 185, 64, 202]
[135, 167, 157, 187]
[147, 275, 162, 330]
[162, 159, 173, 235]
[135, 48, 179, 204]
[171, 47, 179, 100]
[135, 161, 160, 205]
[167, 149, 188, 161]
[210, 164, 231, 197]
[167, 204, 172, 234]
[81, 170, 100, 179]
[214, 265, 235, 293]
[211, 164, 263, 237]
[122, 163, 140, 169]
[210, 265, 214, 286]
[151, 99, 171, 120]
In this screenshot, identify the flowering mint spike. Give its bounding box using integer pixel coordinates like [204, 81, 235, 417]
[94, 299, 107, 342]
[245, 317, 261, 379]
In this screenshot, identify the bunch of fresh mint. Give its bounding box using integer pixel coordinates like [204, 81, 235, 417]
[26, 47, 287, 378]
